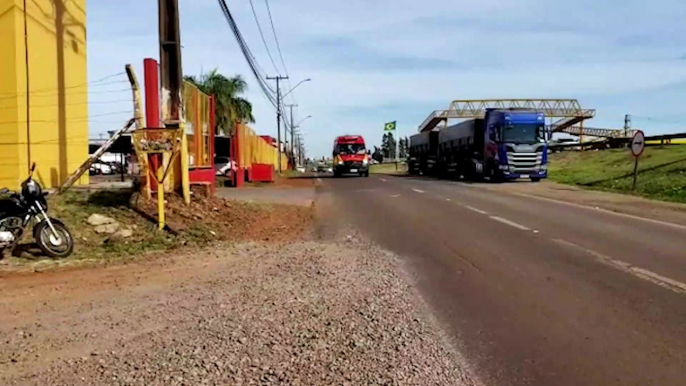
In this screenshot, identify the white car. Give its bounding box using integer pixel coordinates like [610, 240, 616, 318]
[90, 163, 113, 175]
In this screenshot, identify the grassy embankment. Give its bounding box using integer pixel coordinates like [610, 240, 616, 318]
[549, 146, 686, 203]
[369, 162, 408, 174]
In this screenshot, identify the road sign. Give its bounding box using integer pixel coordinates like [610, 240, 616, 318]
[630, 130, 645, 191]
[631, 130, 645, 157]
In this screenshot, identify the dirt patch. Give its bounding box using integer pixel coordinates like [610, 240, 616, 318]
[0, 235, 478, 386]
[0, 189, 312, 272]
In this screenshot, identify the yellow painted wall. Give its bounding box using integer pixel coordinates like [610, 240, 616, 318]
[0, 0, 88, 190]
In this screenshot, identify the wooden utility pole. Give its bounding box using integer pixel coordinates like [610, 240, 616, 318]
[158, 0, 189, 203]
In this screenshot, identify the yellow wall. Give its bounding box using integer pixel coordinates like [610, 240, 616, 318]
[0, 0, 88, 190]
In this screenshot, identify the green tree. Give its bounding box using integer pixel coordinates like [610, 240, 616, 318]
[381, 132, 397, 160]
[184, 69, 254, 135]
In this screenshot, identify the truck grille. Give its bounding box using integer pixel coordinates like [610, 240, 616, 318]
[507, 151, 542, 172]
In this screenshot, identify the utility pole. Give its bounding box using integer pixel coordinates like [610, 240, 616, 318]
[286, 104, 297, 169]
[624, 114, 632, 138]
[266, 75, 288, 173]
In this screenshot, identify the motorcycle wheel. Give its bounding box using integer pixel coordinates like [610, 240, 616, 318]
[34, 220, 74, 258]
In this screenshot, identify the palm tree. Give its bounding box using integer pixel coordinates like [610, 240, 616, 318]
[184, 69, 255, 135]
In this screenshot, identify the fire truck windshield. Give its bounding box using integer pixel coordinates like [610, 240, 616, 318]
[336, 143, 366, 155]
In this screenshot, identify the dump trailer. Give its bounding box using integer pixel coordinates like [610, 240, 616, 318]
[411, 108, 549, 182]
[408, 130, 439, 175]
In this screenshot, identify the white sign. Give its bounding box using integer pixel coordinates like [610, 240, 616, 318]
[631, 130, 645, 157]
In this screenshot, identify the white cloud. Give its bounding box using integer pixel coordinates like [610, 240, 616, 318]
[87, 0, 686, 157]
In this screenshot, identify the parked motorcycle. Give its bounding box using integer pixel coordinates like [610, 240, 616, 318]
[0, 163, 74, 258]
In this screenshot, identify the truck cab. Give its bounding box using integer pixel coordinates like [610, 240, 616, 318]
[484, 108, 548, 182]
[332, 135, 370, 177]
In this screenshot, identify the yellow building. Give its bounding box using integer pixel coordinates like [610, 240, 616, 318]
[0, 0, 88, 190]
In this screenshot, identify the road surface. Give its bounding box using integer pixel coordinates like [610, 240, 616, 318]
[316, 174, 686, 386]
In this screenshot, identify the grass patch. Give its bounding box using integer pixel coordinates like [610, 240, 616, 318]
[370, 163, 408, 174]
[549, 146, 686, 203]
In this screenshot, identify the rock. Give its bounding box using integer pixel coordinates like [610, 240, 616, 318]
[87, 214, 116, 226]
[94, 223, 120, 235]
[112, 229, 133, 239]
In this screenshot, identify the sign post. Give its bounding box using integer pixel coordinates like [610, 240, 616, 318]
[630, 130, 645, 191]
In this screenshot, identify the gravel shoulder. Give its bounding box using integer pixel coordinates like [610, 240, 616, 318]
[0, 234, 478, 385]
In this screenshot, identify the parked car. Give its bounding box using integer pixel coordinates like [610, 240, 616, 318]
[89, 162, 113, 175]
[214, 157, 237, 176]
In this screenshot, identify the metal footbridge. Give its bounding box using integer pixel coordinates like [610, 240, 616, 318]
[418, 99, 636, 139]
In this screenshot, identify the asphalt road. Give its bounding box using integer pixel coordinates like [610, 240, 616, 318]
[316, 174, 686, 386]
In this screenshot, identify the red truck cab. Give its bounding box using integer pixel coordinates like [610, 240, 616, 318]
[332, 135, 370, 177]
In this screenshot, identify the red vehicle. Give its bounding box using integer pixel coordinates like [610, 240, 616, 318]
[332, 135, 370, 177]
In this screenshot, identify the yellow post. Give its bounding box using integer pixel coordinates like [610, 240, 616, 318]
[157, 166, 165, 230]
[180, 126, 191, 205]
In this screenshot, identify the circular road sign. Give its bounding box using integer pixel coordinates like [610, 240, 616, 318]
[631, 130, 645, 157]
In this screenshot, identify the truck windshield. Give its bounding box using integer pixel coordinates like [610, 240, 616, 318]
[336, 144, 366, 155]
[502, 124, 545, 144]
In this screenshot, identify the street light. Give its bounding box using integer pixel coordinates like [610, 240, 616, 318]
[294, 115, 312, 128]
[282, 78, 311, 99]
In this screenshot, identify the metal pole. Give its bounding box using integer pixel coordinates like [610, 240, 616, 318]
[632, 156, 639, 191]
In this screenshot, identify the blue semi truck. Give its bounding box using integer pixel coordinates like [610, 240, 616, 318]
[409, 108, 548, 182]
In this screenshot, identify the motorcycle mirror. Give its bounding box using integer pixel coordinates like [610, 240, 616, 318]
[30, 163, 36, 172]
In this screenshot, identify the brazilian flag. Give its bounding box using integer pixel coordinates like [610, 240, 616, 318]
[384, 121, 397, 131]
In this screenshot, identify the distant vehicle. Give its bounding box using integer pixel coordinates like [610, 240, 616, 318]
[409, 108, 548, 182]
[332, 135, 369, 177]
[296, 166, 306, 173]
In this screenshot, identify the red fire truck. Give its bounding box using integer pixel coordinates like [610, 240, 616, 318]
[332, 135, 369, 177]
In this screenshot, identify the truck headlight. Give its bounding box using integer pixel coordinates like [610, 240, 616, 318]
[499, 165, 508, 171]
[338, 160, 344, 165]
[362, 158, 368, 165]
[540, 164, 548, 171]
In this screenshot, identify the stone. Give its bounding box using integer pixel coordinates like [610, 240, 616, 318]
[112, 229, 133, 239]
[87, 214, 116, 226]
[94, 223, 120, 235]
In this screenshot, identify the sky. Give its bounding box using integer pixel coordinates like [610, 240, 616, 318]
[87, 0, 686, 158]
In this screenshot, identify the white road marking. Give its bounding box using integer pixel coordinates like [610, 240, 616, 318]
[552, 239, 686, 295]
[489, 216, 531, 231]
[446, 198, 451, 201]
[315, 178, 322, 184]
[465, 206, 488, 215]
[380, 178, 388, 182]
[390, 194, 401, 198]
[514, 193, 686, 232]
[412, 189, 425, 194]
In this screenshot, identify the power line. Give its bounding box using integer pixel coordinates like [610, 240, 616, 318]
[264, 0, 288, 77]
[264, 0, 296, 105]
[216, 0, 277, 108]
[248, 0, 280, 74]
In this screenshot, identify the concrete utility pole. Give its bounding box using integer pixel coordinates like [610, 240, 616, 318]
[266, 75, 288, 173]
[286, 104, 297, 169]
[624, 114, 632, 138]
